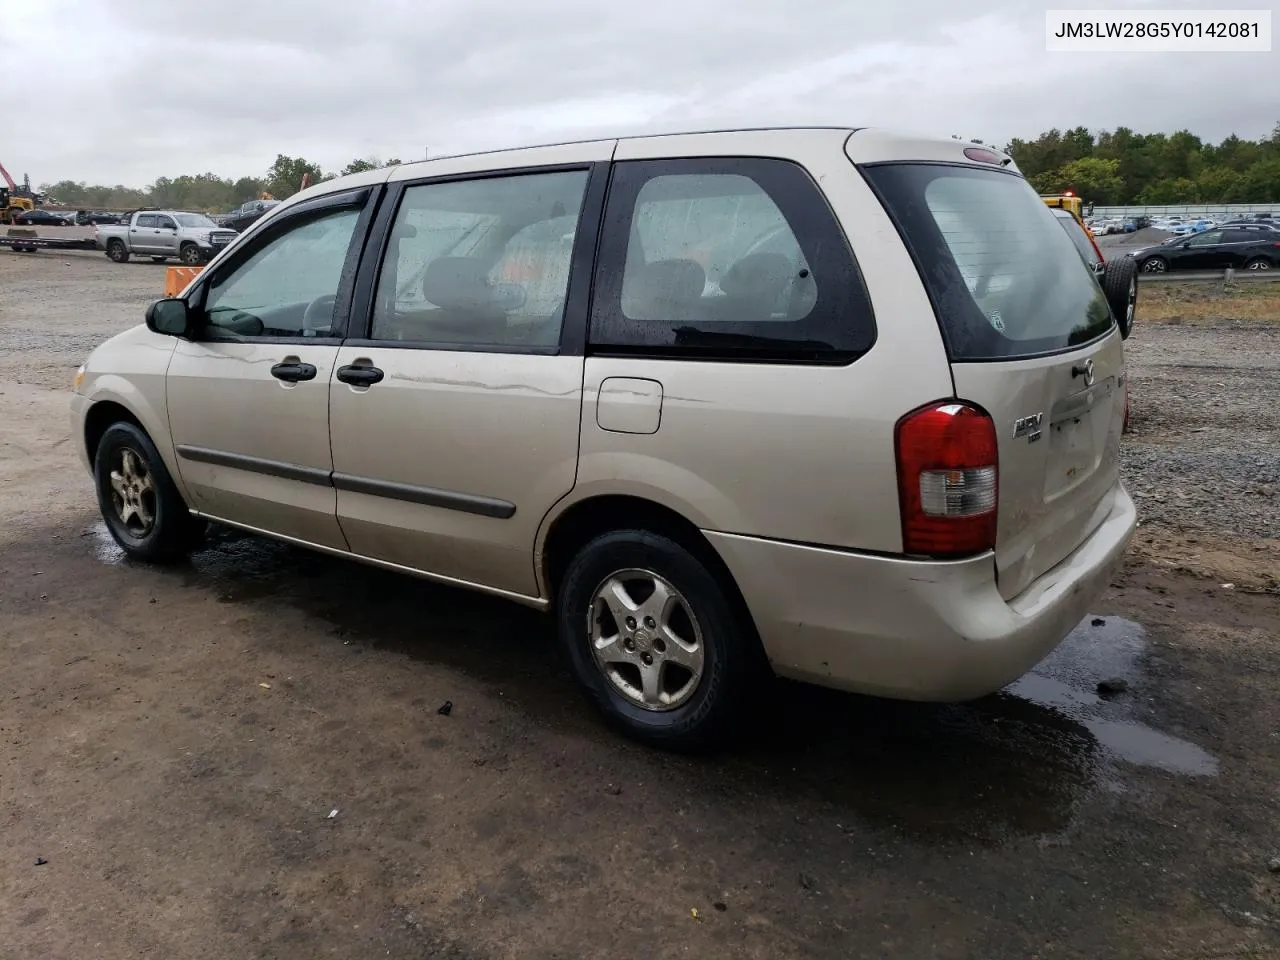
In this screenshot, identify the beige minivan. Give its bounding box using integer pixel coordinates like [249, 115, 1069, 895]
[71, 127, 1136, 747]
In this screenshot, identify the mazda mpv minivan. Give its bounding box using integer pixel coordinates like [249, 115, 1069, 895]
[71, 127, 1136, 747]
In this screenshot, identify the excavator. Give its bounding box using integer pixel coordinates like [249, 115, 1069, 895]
[0, 160, 37, 225]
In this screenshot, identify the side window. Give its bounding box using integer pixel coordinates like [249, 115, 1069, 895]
[155, 215, 176, 230]
[369, 170, 588, 348]
[136, 214, 158, 228]
[202, 206, 362, 339]
[589, 158, 874, 363]
[1187, 230, 1223, 246]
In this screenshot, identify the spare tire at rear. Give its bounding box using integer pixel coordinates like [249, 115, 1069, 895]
[1101, 256, 1138, 339]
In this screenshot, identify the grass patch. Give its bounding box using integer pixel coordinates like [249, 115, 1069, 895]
[1138, 281, 1280, 324]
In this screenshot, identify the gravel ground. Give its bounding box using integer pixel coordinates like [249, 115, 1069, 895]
[1, 247, 1279, 959]
[1122, 314, 1280, 540]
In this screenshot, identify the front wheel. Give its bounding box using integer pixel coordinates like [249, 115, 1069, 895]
[1140, 256, 1167, 274]
[179, 243, 204, 266]
[1245, 257, 1272, 271]
[106, 239, 129, 263]
[557, 530, 759, 749]
[94, 421, 204, 563]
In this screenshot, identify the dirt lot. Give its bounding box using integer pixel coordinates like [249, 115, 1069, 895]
[2, 249, 1279, 959]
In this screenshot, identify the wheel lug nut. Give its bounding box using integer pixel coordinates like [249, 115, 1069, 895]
[625, 617, 636, 630]
[644, 616, 656, 628]
[624, 639, 635, 651]
[641, 653, 653, 666]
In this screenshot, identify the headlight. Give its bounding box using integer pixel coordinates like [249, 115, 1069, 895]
[73, 364, 86, 392]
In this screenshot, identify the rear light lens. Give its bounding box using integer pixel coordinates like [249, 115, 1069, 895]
[895, 402, 998, 558]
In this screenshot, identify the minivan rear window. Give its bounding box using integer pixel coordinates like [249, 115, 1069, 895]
[863, 163, 1113, 361]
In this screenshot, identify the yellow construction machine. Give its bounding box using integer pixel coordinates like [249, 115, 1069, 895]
[0, 160, 39, 225]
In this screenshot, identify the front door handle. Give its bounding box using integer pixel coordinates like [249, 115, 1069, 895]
[336, 364, 384, 387]
[271, 361, 318, 383]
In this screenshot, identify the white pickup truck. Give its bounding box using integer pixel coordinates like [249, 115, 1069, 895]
[96, 210, 238, 265]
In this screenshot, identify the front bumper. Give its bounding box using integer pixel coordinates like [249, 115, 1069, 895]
[69, 392, 91, 474]
[705, 483, 1137, 701]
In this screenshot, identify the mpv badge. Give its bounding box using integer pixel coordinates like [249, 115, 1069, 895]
[1013, 412, 1044, 443]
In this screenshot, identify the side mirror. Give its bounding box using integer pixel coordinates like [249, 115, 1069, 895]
[146, 297, 193, 337]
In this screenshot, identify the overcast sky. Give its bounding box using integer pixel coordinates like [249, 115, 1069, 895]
[4, 0, 1275, 187]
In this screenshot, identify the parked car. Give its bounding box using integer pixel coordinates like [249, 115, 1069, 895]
[70, 127, 1136, 748]
[1128, 227, 1280, 272]
[14, 208, 71, 226]
[225, 198, 281, 233]
[76, 210, 125, 226]
[95, 210, 238, 264]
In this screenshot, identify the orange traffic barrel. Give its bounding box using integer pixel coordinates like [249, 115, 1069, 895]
[164, 265, 203, 297]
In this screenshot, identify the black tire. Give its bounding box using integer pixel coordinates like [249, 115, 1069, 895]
[1139, 256, 1166, 274]
[93, 421, 204, 563]
[1101, 256, 1138, 338]
[106, 239, 129, 263]
[1245, 257, 1272, 271]
[179, 243, 203, 266]
[557, 529, 758, 750]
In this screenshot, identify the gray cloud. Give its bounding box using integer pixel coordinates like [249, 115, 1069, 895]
[4, 0, 1275, 187]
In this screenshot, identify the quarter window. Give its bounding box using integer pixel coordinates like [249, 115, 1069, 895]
[588, 158, 873, 363]
[369, 170, 589, 348]
[202, 207, 362, 339]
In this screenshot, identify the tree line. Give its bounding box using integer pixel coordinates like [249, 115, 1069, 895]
[40, 154, 401, 212]
[1007, 124, 1280, 205]
[38, 124, 1280, 212]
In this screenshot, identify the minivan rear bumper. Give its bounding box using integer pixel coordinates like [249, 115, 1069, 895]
[705, 482, 1136, 701]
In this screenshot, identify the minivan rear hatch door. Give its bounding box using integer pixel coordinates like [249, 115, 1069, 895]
[862, 160, 1126, 601]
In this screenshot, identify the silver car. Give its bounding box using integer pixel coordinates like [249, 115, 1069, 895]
[71, 127, 1136, 748]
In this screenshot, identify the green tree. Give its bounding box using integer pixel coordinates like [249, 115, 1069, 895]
[340, 158, 378, 176]
[1033, 157, 1124, 205]
[265, 154, 325, 199]
[1136, 177, 1196, 205]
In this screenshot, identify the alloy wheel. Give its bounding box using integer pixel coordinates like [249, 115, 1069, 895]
[587, 569, 705, 711]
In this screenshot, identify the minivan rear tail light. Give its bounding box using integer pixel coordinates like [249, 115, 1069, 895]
[895, 402, 998, 558]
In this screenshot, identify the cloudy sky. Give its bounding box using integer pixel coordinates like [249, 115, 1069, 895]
[4, 0, 1275, 188]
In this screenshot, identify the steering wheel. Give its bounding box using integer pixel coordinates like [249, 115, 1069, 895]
[302, 294, 338, 336]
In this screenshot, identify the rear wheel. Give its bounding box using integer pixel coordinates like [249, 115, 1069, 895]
[94, 421, 204, 563]
[1139, 256, 1167, 274]
[557, 529, 758, 749]
[106, 239, 129, 263]
[1245, 257, 1272, 271]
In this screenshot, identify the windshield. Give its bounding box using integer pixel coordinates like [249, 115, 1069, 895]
[174, 213, 216, 228]
[864, 163, 1113, 360]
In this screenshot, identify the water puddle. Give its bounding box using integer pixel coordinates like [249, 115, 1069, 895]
[1007, 616, 1218, 777]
